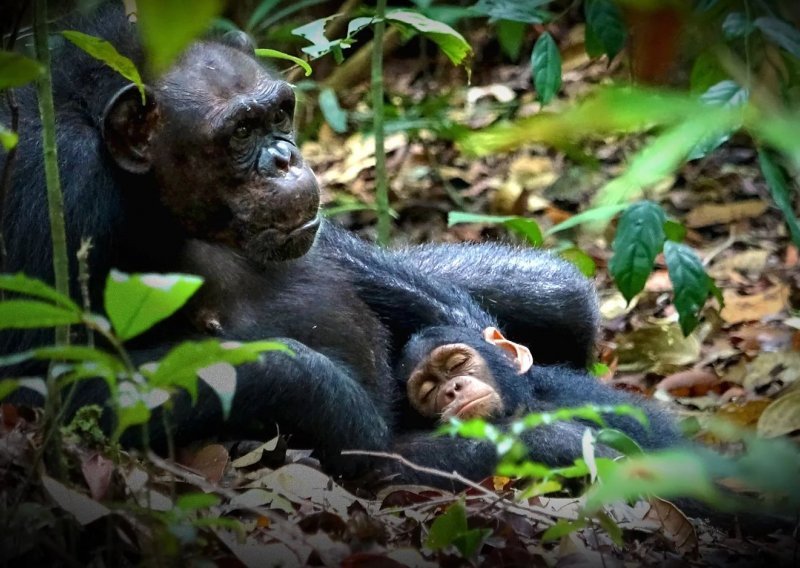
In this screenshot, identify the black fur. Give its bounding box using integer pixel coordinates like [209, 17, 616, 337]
[0, 4, 603, 479]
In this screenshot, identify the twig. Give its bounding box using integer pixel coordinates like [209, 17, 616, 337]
[342, 449, 557, 525]
[702, 229, 738, 267]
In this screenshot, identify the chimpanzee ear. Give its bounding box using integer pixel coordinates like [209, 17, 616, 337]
[482, 327, 534, 374]
[102, 84, 158, 174]
[221, 30, 256, 55]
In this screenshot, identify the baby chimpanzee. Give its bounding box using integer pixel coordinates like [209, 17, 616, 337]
[395, 326, 681, 452]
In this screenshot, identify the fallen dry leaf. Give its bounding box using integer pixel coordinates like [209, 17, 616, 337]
[182, 443, 230, 483]
[708, 249, 770, 279]
[685, 199, 768, 228]
[656, 369, 720, 397]
[81, 452, 114, 501]
[742, 351, 800, 393]
[42, 475, 110, 525]
[757, 390, 800, 438]
[716, 399, 772, 427]
[643, 498, 698, 556]
[720, 284, 789, 324]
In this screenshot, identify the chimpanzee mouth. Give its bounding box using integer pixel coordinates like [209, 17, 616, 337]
[288, 214, 321, 238]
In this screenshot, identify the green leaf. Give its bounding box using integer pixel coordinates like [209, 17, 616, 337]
[689, 53, 728, 94]
[700, 80, 749, 107]
[426, 501, 467, 550]
[584, 0, 626, 60]
[663, 220, 686, 242]
[559, 247, 596, 277]
[542, 518, 587, 541]
[386, 11, 472, 66]
[545, 204, 628, 235]
[292, 16, 351, 59]
[755, 17, 800, 59]
[113, 398, 150, 441]
[137, 0, 224, 73]
[596, 428, 643, 456]
[0, 123, 18, 151]
[104, 271, 203, 342]
[496, 20, 525, 61]
[470, 0, 550, 24]
[722, 12, 754, 39]
[177, 492, 221, 511]
[590, 362, 610, 377]
[197, 363, 236, 420]
[246, 0, 282, 31]
[144, 339, 290, 401]
[531, 32, 561, 105]
[758, 149, 800, 248]
[664, 241, 711, 336]
[0, 273, 80, 312]
[61, 31, 146, 102]
[448, 212, 542, 245]
[0, 380, 19, 401]
[0, 300, 82, 330]
[0, 51, 43, 89]
[318, 87, 348, 133]
[584, 451, 721, 512]
[609, 202, 666, 302]
[453, 528, 491, 558]
[254, 48, 312, 76]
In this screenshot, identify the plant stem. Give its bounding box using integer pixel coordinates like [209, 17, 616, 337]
[371, 0, 390, 245]
[34, 0, 70, 344]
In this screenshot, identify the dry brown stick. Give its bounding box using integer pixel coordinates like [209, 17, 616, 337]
[342, 449, 558, 525]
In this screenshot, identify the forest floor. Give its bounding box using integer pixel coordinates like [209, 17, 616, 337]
[2, 29, 800, 568]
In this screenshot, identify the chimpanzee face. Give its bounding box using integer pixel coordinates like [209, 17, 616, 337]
[102, 40, 321, 264]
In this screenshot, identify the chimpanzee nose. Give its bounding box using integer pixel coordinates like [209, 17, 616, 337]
[259, 140, 293, 175]
[444, 379, 463, 401]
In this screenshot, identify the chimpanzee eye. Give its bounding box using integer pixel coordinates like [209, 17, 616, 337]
[419, 381, 437, 402]
[447, 356, 468, 373]
[233, 123, 251, 139]
[274, 107, 292, 132]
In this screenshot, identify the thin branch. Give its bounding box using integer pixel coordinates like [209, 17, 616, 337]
[371, 0, 390, 245]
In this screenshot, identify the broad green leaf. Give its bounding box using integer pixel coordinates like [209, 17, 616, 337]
[496, 20, 525, 61]
[0, 273, 80, 312]
[531, 32, 561, 105]
[0, 380, 19, 401]
[663, 220, 687, 243]
[347, 17, 374, 38]
[755, 17, 800, 59]
[664, 241, 710, 336]
[144, 339, 290, 401]
[758, 149, 800, 248]
[426, 501, 467, 550]
[292, 15, 351, 60]
[61, 31, 145, 102]
[246, 0, 282, 31]
[254, 48, 312, 76]
[609, 201, 666, 302]
[755, 114, 800, 168]
[689, 53, 727, 94]
[542, 518, 587, 541]
[0, 123, 17, 151]
[459, 87, 711, 157]
[318, 87, 348, 133]
[104, 271, 203, 341]
[250, 0, 328, 34]
[545, 204, 628, 235]
[448, 212, 542, 245]
[595, 107, 740, 206]
[137, 0, 223, 73]
[197, 362, 236, 420]
[595, 510, 623, 546]
[470, 0, 550, 24]
[584, 451, 721, 512]
[386, 11, 472, 66]
[113, 398, 150, 441]
[722, 12, 754, 39]
[0, 300, 82, 329]
[453, 528, 492, 558]
[700, 80, 748, 107]
[177, 492, 221, 511]
[590, 362, 610, 376]
[596, 428, 643, 456]
[0, 51, 43, 89]
[584, 0, 626, 60]
[560, 247, 596, 277]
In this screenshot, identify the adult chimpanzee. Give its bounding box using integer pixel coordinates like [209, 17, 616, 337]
[1, 3, 608, 479]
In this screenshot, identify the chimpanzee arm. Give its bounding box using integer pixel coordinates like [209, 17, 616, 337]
[66, 339, 392, 470]
[318, 222, 497, 349]
[391, 243, 599, 368]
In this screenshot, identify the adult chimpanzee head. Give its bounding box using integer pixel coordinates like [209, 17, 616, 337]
[101, 36, 320, 264]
